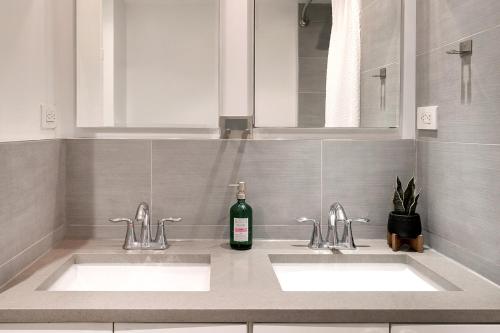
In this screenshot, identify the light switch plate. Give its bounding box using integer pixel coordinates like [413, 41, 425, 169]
[41, 104, 57, 129]
[417, 106, 438, 130]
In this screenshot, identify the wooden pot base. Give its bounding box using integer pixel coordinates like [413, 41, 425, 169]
[387, 232, 424, 253]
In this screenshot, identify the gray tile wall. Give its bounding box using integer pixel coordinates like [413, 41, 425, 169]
[65, 139, 415, 241]
[416, 0, 500, 284]
[360, 0, 401, 128]
[0, 140, 65, 287]
[323, 140, 415, 239]
[360, 63, 400, 128]
[65, 140, 151, 239]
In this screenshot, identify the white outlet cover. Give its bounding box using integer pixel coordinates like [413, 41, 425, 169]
[41, 104, 57, 129]
[417, 106, 438, 130]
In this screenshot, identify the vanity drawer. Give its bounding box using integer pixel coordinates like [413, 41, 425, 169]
[114, 324, 247, 333]
[0, 323, 112, 333]
[391, 325, 500, 333]
[253, 324, 389, 333]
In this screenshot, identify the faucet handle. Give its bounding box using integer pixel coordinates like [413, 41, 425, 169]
[336, 217, 370, 250]
[296, 217, 328, 250]
[153, 217, 183, 250]
[109, 218, 133, 224]
[108, 218, 137, 250]
[159, 217, 183, 223]
[349, 218, 370, 224]
[296, 217, 318, 224]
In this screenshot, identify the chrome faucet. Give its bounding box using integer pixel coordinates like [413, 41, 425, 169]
[109, 202, 182, 250]
[297, 202, 369, 251]
[325, 202, 369, 250]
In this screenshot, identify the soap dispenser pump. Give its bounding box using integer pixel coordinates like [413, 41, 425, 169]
[228, 182, 253, 250]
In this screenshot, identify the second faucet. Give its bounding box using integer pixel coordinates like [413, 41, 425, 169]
[297, 202, 369, 250]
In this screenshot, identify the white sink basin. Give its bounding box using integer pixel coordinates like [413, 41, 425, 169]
[41, 255, 210, 292]
[270, 255, 451, 292]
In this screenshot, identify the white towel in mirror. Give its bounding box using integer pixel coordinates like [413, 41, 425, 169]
[325, 0, 361, 128]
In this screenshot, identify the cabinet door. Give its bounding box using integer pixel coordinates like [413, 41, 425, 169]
[253, 324, 389, 333]
[114, 323, 247, 333]
[0, 323, 112, 332]
[391, 325, 500, 333]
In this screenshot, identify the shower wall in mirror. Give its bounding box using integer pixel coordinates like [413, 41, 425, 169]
[254, 0, 401, 128]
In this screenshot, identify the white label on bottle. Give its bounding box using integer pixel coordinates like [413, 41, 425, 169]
[233, 218, 249, 242]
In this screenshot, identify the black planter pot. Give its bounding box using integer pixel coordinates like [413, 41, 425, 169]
[387, 212, 422, 239]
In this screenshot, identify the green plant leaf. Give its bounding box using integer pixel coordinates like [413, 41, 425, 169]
[393, 188, 405, 214]
[403, 177, 415, 214]
[396, 177, 404, 201]
[409, 192, 421, 215]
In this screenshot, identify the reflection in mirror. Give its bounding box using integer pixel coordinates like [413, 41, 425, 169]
[76, 0, 219, 128]
[255, 0, 401, 128]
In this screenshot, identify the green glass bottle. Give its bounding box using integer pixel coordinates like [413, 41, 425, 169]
[229, 182, 253, 250]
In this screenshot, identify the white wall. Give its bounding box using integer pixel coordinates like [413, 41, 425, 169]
[76, 0, 105, 127]
[124, 0, 219, 128]
[220, 0, 254, 118]
[0, 0, 57, 142]
[254, 0, 298, 128]
[0, 0, 76, 142]
[114, 0, 127, 126]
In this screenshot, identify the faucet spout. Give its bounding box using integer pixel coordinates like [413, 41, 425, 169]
[325, 202, 347, 248]
[326, 202, 369, 250]
[135, 202, 152, 247]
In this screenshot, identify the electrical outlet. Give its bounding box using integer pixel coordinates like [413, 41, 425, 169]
[417, 106, 438, 130]
[41, 104, 57, 129]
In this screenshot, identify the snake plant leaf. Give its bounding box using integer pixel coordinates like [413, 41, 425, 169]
[403, 177, 416, 214]
[393, 188, 405, 214]
[409, 192, 421, 215]
[396, 177, 404, 201]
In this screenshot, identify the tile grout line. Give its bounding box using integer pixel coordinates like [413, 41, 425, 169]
[416, 139, 500, 147]
[0, 224, 65, 271]
[361, 0, 379, 13]
[360, 61, 400, 74]
[425, 230, 500, 275]
[414, 139, 418, 180]
[416, 22, 500, 57]
[320, 140, 324, 226]
[0, 226, 65, 290]
[150, 140, 153, 218]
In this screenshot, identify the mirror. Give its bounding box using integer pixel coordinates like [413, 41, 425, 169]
[76, 0, 219, 128]
[254, 0, 401, 128]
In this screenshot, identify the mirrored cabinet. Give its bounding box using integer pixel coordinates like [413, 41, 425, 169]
[76, 0, 403, 131]
[255, 0, 401, 128]
[76, 0, 219, 128]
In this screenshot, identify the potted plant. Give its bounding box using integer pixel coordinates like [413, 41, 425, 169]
[388, 177, 422, 239]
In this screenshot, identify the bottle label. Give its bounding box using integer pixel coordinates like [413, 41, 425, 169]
[233, 218, 249, 242]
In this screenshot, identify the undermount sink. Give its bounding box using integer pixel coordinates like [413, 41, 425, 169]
[270, 254, 457, 292]
[38, 254, 211, 292]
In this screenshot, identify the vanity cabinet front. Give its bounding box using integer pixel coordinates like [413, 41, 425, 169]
[114, 324, 247, 333]
[391, 325, 500, 333]
[253, 324, 389, 333]
[0, 323, 112, 332]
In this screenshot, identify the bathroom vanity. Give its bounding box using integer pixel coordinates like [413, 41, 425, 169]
[0, 239, 498, 331]
[1, 0, 500, 331]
